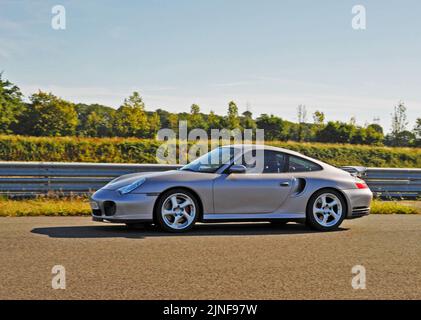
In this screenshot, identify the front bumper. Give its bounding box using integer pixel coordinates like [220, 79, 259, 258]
[90, 189, 157, 222]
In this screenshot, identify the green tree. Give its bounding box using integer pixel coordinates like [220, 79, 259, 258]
[0, 74, 24, 134]
[154, 109, 171, 129]
[167, 113, 179, 132]
[113, 92, 149, 137]
[351, 127, 367, 144]
[75, 103, 115, 137]
[256, 114, 286, 140]
[21, 91, 78, 136]
[226, 101, 241, 130]
[206, 110, 221, 133]
[413, 118, 420, 133]
[316, 121, 356, 143]
[386, 130, 415, 147]
[190, 104, 200, 114]
[364, 124, 384, 145]
[296, 104, 308, 141]
[389, 101, 408, 146]
[241, 110, 256, 130]
[189, 104, 206, 130]
[148, 112, 161, 138]
[309, 111, 326, 141]
[414, 118, 421, 147]
[367, 123, 383, 135]
[312, 110, 325, 125]
[315, 122, 338, 143]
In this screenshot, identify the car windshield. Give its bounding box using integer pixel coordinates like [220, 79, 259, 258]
[180, 147, 238, 173]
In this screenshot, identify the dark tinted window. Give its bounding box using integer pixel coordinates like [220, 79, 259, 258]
[288, 155, 322, 172]
[263, 151, 286, 173]
[241, 150, 286, 174]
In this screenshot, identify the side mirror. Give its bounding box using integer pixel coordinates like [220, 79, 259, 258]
[228, 164, 247, 174]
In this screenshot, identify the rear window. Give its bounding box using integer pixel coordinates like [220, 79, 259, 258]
[288, 155, 322, 172]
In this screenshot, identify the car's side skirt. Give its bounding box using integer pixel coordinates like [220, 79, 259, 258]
[202, 213, 305, 222]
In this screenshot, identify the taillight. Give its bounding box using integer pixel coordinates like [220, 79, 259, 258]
[355, 182, 368, 189]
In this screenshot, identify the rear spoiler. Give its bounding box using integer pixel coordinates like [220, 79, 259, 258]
[340, 166, 367, 178]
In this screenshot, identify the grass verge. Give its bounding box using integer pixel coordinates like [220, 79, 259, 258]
[0, 198, 91, 217]
[0, 198, 420, 217]
[370, 200, 420, 215]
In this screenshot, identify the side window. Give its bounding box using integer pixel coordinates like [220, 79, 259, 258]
[288, 155, 322, 172]
[263, 151, 286, 173]
[241, 150, 286, 173]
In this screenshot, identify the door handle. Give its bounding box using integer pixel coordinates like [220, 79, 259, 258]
[279, 181, 290, 187]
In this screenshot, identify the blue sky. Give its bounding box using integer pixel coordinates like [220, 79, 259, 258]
[1, 0, 420, 132]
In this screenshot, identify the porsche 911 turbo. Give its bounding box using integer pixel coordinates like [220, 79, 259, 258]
[91, 144, 372, 232]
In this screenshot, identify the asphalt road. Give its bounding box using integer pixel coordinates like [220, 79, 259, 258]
[1, 215, 420, 299]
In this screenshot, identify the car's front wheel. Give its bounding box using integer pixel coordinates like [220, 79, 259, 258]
[306, 189, 346, 231]
[155, 189, 199, 233]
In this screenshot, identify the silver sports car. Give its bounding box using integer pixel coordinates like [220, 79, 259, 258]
[91, 145, 372, 232]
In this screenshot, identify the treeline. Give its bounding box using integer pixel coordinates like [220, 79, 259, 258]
[1, 74, 420, 147]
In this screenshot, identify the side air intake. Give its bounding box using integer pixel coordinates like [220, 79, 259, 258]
[293, 178, 306, 195]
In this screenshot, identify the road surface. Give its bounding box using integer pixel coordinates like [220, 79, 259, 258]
[1, 215, 420, 299]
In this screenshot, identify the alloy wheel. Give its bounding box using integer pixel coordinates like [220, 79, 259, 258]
[161, 193, 196, 230]
[312, 193, 343, 227]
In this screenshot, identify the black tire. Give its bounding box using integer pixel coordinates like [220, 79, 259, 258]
[155, 188, 200, 233]
[306, 188, 347, 231]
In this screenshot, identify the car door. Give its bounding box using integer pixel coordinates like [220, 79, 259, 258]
[212, 150, 293, 214]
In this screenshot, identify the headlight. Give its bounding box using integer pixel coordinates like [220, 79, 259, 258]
[117, 178, 146, 195]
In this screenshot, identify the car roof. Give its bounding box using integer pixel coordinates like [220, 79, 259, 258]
[221, 144, 331, 169]
[223, 144, 303, 157]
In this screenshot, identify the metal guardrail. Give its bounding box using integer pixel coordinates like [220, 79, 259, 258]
[0, 162, 181, 196]
[341, 166, 421, 199]
[0, 162, 420, 199]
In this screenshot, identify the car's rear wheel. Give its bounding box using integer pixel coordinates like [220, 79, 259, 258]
[306, 189, 346, 231]
[155, 189, 199, 233]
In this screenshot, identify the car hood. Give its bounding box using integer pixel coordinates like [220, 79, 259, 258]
[101, 170, 196, 190]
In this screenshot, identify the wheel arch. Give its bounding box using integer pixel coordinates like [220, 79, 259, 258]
[153, 186, 204, 223]
[306, 187, 349, 216]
